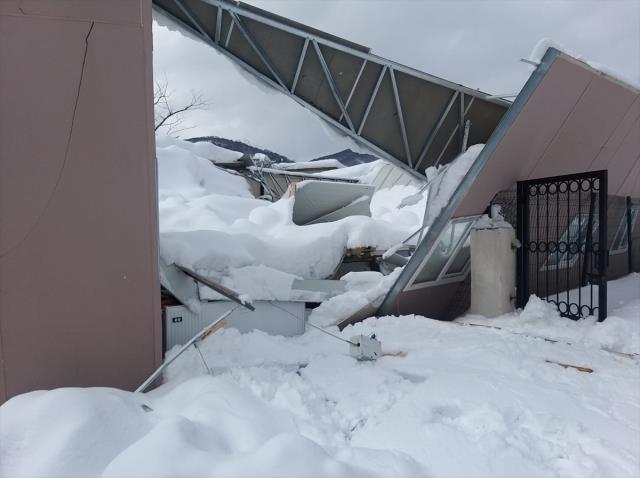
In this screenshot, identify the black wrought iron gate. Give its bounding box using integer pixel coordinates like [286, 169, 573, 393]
[516, 171, 608, 321]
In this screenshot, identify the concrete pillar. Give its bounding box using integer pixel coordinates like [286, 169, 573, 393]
[469, 224, 516, 317]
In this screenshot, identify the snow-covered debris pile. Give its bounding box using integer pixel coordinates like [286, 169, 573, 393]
[156, 135, 428, 302]
[2, 274, 639, 477]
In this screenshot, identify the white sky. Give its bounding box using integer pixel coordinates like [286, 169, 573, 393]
[152, 0, 640, 161]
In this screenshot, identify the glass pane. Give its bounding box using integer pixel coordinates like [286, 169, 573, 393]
[414, 218, 473, 284]
[445, 235, 470, 276]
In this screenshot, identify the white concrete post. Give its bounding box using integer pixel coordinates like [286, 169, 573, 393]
[469, 215, 516, 318]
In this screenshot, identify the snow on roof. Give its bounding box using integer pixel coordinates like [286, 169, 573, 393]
[529, 38, 640, 91]
[272, 159, 345, 171]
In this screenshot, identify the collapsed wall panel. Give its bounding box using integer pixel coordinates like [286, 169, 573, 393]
[380, 49, 640, 319]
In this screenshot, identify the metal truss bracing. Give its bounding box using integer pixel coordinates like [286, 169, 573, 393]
[153, 0, 510, 179]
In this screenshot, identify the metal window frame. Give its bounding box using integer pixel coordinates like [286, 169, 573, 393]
[610, 204, 639, 254]
[404, 215, 480, 291]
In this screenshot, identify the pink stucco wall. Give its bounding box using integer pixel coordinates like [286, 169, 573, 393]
[0, 1, 161, 401]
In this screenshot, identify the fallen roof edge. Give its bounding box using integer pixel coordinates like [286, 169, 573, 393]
[377, 48, 562, 316]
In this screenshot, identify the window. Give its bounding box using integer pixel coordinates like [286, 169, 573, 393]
[610, 205, 639, 254]
[542, 213, 598, 271]
[409, 216, 478, 289]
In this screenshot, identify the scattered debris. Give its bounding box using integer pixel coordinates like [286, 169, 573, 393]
[545, 360, 594, 373]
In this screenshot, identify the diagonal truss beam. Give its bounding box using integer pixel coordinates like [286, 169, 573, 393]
[358, 65, 387, 135]
[433, 97, 475, 166]
[174, 0, 215, 46]
[224, 18, 234, 47]
[215, 5, 222, 43]
[230, 12, 287, 90]
[291, 38, 309, 93]
[339, 58, 367, 122]
[312, 40, 356, 132]
[413, 91, 459, 172]
[390, 68, 412, 167]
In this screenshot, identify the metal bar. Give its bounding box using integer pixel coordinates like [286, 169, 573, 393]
[545, 186, 549, 304]
[433, 97, 476, 167]
[565, 184, 569, 317]
[339, 59, 367, 122]
[390, 68, 412, 167]
[198, 0, 511, 108]
[231, 12, 287, 89]
[176, 265, 255, 311]
[598, 171, 608, 322]
[358, 66, 387, 135]
[436, 223, 471, 281]
[626, 196, 633, 274]
[516, 180, 528, 308]
[582, 192, 595, 287]
[224, 18, 234, 47]
[578, 185, 582, 311]
[291, 38, 309, 93]
[173, 0, 215, 46]
[312, 40, 355, 132]
[215, 5, 222, 43]
[556, 183, 560, 308]
[413, 91, 459, 172]
[459, 92, 465, 152]
[136, 305, 240, 393]
[461, 119, 471, 152]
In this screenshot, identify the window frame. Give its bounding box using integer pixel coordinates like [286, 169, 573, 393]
[609, 205, 639, 255]
[406, 215, 480, 291]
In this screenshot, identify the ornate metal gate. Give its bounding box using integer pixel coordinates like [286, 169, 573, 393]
[516, 171, 608, 321]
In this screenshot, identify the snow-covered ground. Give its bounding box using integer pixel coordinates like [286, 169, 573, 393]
[2, 274, 639, 478]
[2, 137, 638, 478]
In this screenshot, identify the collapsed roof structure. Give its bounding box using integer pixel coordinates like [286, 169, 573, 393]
[153, 0, 640, 327]
[1, 0, 638, 402]
[152, 0, 510, 179]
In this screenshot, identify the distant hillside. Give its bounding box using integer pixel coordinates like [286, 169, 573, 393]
[311, 149, 378, 167]
[187, 136, 293, 163]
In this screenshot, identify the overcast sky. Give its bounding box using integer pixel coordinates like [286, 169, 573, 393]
[153, 0, 640, 161]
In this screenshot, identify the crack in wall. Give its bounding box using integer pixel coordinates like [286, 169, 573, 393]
[0, 21, 95, 258]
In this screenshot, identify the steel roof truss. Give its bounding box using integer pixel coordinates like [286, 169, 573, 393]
[358, 65, 387, 135]
[339, 58, 367, 122]
[390, 68, 412, 167]
[290, 38, 309, 93]
[174, 0, 215, 46]
[312, 40, 356, 132]
[231, 12, 287, 89]
[413, 91, 459, 172]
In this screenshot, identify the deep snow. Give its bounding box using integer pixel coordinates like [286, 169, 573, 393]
[156, 135, 426, 305]
[2, 274, 639, 478]
[2, 136, 639, 478]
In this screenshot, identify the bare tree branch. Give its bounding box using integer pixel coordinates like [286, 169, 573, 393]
[154, 77, 208, 135]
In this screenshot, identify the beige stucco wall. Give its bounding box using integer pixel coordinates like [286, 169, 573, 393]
[0, 1, 161, 402]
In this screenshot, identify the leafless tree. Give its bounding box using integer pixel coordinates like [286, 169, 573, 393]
[154, 77, 208, 135]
